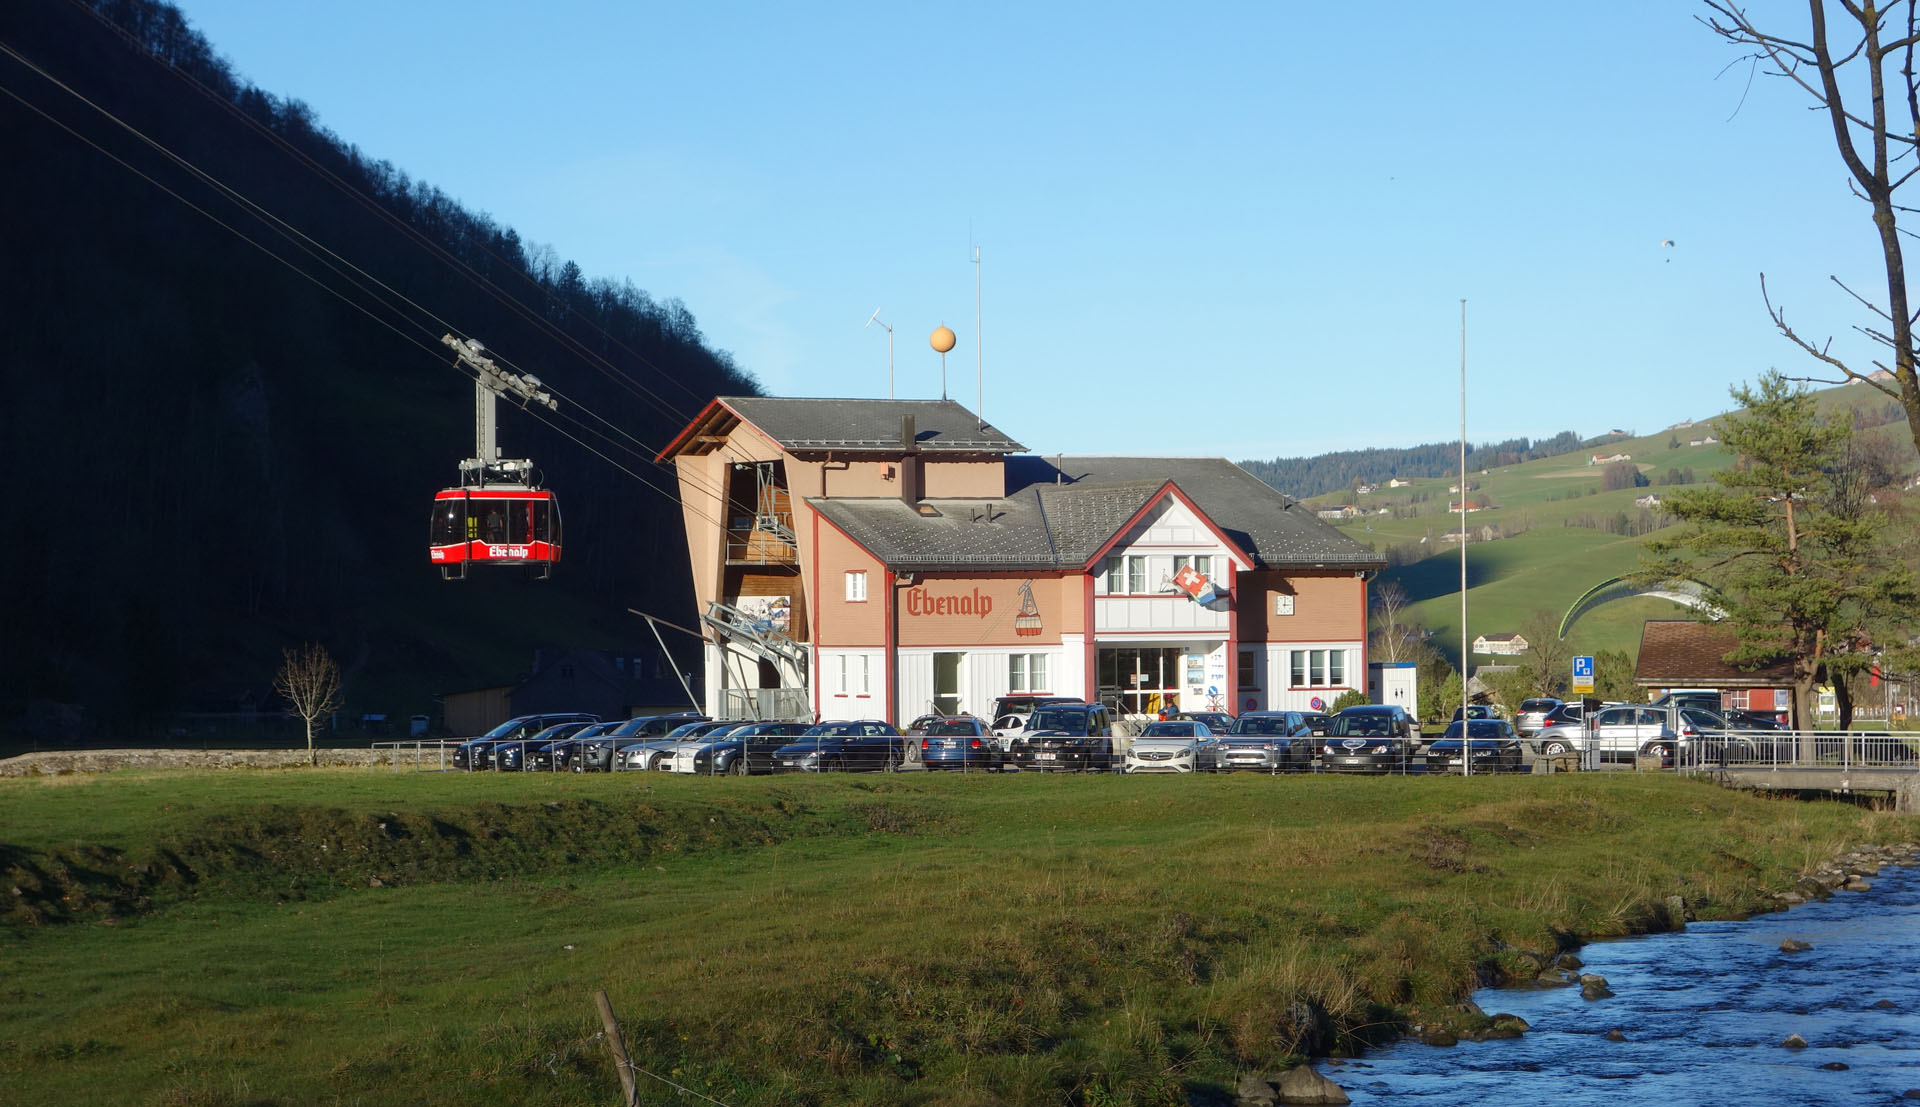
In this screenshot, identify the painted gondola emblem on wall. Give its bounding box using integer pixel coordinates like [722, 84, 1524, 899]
[1014, 580, 1043, 637]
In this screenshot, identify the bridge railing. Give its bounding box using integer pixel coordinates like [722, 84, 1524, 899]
[1669, 729, 1920, 773]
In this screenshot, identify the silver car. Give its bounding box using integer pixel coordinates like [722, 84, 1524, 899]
[1123, 721, 1222, 773]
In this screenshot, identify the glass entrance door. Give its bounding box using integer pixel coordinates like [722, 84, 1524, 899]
[933, 652, 965, 716]
[1097, 647, 1183, 715]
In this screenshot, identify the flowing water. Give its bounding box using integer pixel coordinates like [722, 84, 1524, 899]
[1335, 858, 1920, 1104]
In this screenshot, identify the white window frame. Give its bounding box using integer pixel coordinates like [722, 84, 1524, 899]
[1009, 653, 1050, 693]
[844, 570, 868, 602]
[1102, 554, 1151, 595]
[1289, 648, 1350, 689]
[1173, 554, 1214, 579]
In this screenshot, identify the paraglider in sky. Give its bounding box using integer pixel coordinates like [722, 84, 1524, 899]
[1662, 239, 1675, 247]
[1662, 238, 1675, 262]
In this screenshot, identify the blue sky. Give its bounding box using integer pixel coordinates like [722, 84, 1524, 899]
[166, 0, 1893, 460]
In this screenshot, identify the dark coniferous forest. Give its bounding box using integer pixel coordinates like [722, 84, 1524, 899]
[0, 0, 759, 738]
[1239, 432, 1590, 500]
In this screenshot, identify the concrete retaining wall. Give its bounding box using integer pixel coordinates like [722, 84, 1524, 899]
[0, 748, 369, 777]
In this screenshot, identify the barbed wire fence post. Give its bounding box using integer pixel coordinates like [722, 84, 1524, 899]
[594, 989, 639, 1107]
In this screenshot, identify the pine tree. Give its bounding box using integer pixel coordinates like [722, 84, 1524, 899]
[1642, 372, 1917, 740]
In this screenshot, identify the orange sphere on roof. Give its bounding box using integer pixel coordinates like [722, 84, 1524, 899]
[930, 325, 956, 354]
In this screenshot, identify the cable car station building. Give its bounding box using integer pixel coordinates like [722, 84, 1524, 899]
[659, 398, 1384, 724]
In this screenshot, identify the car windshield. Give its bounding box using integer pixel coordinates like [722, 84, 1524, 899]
[477, 717, 537, 740]
[1141, 722, 1199, 737]
[1329, 713, 1395, 737]
[1519, 699, 1558, 713]
[801, 723, 855, 738]
[926, 719, 980, 736]
[1231, 715, 1294, 735]
[1442, 720, 1510, 740]
[1027, 708, 1091, 732]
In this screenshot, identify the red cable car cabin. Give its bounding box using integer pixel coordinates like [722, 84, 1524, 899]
[430, 486, 562, 579]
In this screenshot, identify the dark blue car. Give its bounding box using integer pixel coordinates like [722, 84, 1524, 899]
[772, 721, 907, 772]
[452, 713, 599, 771]
[1424, 719, 1524, 774]
[920, 716, 1004, 771]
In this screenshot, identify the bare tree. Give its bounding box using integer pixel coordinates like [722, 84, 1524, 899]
[1515, 610, 1573, 698]
[1370, 580, 1421, 663]
[274, 642, 341, 766]
[1704, 2, 1920, 461]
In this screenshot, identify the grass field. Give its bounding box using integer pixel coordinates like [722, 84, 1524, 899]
[2, 768, 1910, 1106]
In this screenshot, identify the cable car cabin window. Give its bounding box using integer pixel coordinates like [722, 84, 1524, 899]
[431, 499, 466, 547]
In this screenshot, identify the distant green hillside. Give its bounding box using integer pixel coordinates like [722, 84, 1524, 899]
[1286, 383, 1919, 669]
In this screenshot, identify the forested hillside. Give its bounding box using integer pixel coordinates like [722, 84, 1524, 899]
[1240, 432, 1594, 498]
[0, 0, 758, 737]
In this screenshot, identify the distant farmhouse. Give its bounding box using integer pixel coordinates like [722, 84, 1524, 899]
[1473, 632, 1529, 655]
[1589, 453, 1632, 466]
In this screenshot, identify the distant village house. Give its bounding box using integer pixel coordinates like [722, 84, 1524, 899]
[1473, 632, 1529, 655]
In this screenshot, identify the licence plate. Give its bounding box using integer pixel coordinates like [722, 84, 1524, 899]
[1037, 752, 1056, 761]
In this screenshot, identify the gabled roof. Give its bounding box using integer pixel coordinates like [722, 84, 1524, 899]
[810, 459, 1382, 573]
[1008, 456, 1383, 571]
[1633, 620, 1795, 687]
[658, 397, 1024, 460]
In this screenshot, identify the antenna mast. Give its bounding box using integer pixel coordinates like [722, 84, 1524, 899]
[973, 243, 983, 426]
[865, 308, 894, 398]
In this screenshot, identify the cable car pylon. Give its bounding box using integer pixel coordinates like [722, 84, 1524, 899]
[428, 335, 564, 579]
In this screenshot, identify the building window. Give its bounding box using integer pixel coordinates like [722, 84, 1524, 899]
[835, 654, 872, 695]
[1173, 554, 1214, 579]
[845, 570, 867, 602]
[1009, 653, 1049, 693]
[1237, 651, 1258, 689]
[1102, 554, 1150, 595]
[1289, 649, 1348, 688]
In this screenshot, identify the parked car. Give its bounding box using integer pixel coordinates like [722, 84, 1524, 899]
[669, 722, 811, 775]
[616, 720, 732, 771]
[1219, 711, 1316, 772]
[1175, 711, 1236, 733]
[772, 721, 907, 772]
[989, 696, 1085, 749]
[1123, 721, 1222, 773]
[564, 712, 709, 772]
[451, 713, 600, 771]
[1010, 702, 1115, 772]
[1425, 719, 1525, 774]
[1300, 711, 1333, 737]
[1513, 698, 1563, 737]
[1652, 690, 1723, 713]
[1538, 701, 1586, 730]
[1321, 706, 1418, 773]
[1585, 704, 1680, 762]
[496, 720, 601, 771]
[504, 720, 613, 772]
[920, 716, 1004, 771]
[1530, 718, 1586, 757]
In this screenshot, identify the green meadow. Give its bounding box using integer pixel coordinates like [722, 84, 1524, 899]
[2, 768, 1909, 1106]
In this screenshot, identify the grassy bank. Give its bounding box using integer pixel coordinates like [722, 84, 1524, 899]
[0, 769, 1910, 1105]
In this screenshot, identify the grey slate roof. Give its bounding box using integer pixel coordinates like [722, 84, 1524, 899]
[1014, 456, 1386, 570]
[808, 456, 1383, 573]
[722, 397, 1025, 453]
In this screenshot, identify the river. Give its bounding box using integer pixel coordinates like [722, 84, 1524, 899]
[1334, 855, 1920, 1103]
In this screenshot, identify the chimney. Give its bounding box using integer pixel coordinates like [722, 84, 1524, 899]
[899, 415, 920, 505]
